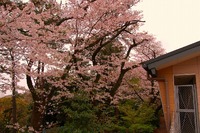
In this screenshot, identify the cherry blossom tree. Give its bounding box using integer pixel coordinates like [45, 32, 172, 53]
[133, 38, 164, 105]
[0, 1, 28, 132]
[0, 0, 164, 132]
[125, 38, 165, 116]
[0, 0, 68, 131]
[133, 37, 164, 61]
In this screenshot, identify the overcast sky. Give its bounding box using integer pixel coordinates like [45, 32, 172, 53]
[137, 0, 200, 52]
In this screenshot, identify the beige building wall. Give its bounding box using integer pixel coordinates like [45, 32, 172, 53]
[156, 56, 200, 132]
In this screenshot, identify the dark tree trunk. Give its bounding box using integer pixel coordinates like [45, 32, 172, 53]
[26, 60, 46, 132]
[11, 51, 17, 133]
[31, 101, 45, 132]
[11, 91, 17, 133]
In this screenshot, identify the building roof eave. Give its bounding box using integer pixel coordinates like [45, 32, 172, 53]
[142, 41, 200, 77]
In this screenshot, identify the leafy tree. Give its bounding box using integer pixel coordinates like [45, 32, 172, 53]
[46, 91, 158, 133]
[117, 100, 158, 133]
[0, 93, 32, 133]
[55, 91, 103, 133]
[0, 0, 164, 132]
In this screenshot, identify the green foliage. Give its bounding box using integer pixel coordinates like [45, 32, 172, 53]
[0, 93, 32, 132]
[0, 92, 159, 133]
[117, 100, 158, 133]
[47, 91, 159, 133]
[55, 91, 105, 133]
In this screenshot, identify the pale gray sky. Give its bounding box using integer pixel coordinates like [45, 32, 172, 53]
[137, 0, 200, 52]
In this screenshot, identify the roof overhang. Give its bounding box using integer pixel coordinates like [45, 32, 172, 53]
[142, 41, 200, 77]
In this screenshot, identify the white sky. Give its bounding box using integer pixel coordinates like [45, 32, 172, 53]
[137, 0, 200, 52]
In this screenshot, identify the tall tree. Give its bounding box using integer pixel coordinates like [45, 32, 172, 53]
[0, 0, 164, 132]
[0, 1, 26, 132]
[0, 1, 73, 131]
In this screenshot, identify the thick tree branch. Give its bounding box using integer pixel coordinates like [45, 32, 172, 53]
[56, 17, 73, 26]
[91, 21, 132, 64]
[86, 20, 141, 50]
[26, 60, 37, 99]
[44, 16, 73, 26]
[91, 38, 103, 66]
[110, 69, 127, 97]
[91, 24, 130, 83]
[91, 21, 145, 87]
[110, 63, 139, 97]
[125, 39, 148, 59]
